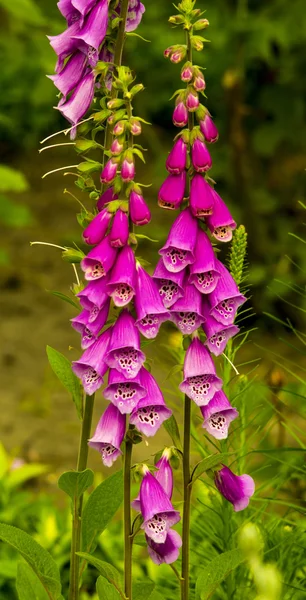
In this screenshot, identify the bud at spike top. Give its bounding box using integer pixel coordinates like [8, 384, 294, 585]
[181, 62, 194, 82]
[121, 155, 135, 182]
[130, 118, 142, 135]
[101, 158, 118, 183]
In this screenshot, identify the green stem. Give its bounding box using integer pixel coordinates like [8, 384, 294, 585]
[68, 393, 95, 600]
[181, 394, 192, 600]
[124, 436, 133, 599]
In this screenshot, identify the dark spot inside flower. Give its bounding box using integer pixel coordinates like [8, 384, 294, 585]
[209, 413, 226, 431]
[137, 405, 159, 427]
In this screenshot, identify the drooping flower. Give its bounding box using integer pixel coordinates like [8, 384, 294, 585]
[57, 0, 79, 25]
[97, 186, 117, 210]
[173, 101, 188, 127]
[77, 276, 109, 311]
[107, 245, 136, 307]
[201, 391, 239, 439]
[159, 208, 198, 272]
[72, 0, 98, 23]
[105, 310, 145, 379]
[189, 174, 214, 217]
[146, 529, 182, 565]
[202, 312, 239, 356]
[132, 448, 174, 511]
[134, 264, 169, 339]
[72, 327, 112, 394]
[191, 138, 212, 173]
[139, 468, 180, 542]
[130, 369, 172, 437]
[82, 208, 112, 245]
[48, 22, 81, 69]
[129, 190, 151, 225]
[81, 235, 117, 280]
[188, 229, 220, 294]
[110, 209, 129, 248]
[166, 138, 187, 174]
[208, 261, 246, 326]
[153, 258, 185, 308]
[199, 112, 219, 143]
[72, 0, 109, 51]
[47, 51, 87, 98]
[158, 172, 186, 210]
[214, 465, 255, 511]
[206, 189, 237, 242]
[88, 404, 126, 467]
[104, 368, 146, 414]
[56, 71, 95, 130]
[179, 337, 222, 406]
[121, 155, 136, 182]
[71, 300, 110, 348]
[170, 283, 205, 335]
[126, 0, 145, 32]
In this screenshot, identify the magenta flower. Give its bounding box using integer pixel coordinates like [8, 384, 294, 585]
[170, 283, 205, 334]
[214, 465, 255, 511]
[189, 229, 220, 294]
[111, 138, 124, 155]
[130, 118, 142, 135]
[200, 113, 219, 143]
[186, 90, 199, 111]
[107, 245, 136, 307]
[129, 190, 151, 225]
[77, 277, 109, 311]
[88, 404, 126, 467]
[181, 63, 193, 82]
[208, 261, 246, 326]
[121, 156, 135, 182]
[48, 22, 80, 69]
[97, 186, 117, 211]
[101, 158, 118, 183]
[158, 172, 186, 210]
[130, 369, 172, 437]
[71, 300, 110, 348]
[159, 208, 197, 272]
[48, 51, 87, 99]
[104, 369, 146, 414]
[194, 73, 206, 91]
[206, 189, 237, 242]
[126, 0, 145, 32]
[57, 0, 79, 24]
[179, 337, 222, 406]
[191, 139, 212, 173]
[56, 71, 95, 129]
[153, 258, 185, 308]
[202, 313, 239, 356]
[72, 0, 97, 23]
[166, 138, 187, 174]
[72, 327, 111, 394]
[132, 449, 174, 512]
[190, 174, 214, 217]
[110, 209, 129, 248]
[81, 235, 117, 280]
[147, 529, 182, 565]
[105, 310, 145, 379]
[201, 391, 239, 440]
[139, 469, 180, 542]
[72, 0, 109, 50]
[135, 264, 169, 339]
[173, 101, 188, 127]
[82, 208, 112, 245]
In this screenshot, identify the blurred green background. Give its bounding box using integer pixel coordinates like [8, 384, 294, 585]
[0, 0, 305, 465]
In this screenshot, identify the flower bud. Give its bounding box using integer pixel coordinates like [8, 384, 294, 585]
[101, 158, 118, 183]
[194, 18, 209, 30]
[110, 209, 129, 248]
[130, 118, 142, 136]
[169, 14, 185, 25]
[170, 46, 187, 64]
[191, 36, 204, 51]
[186, 90, 199, 111]
[113, 120, 126, 136]
[107, 98, 125, 110]
[200, 113, 219, 143]
[193, 68, 206, 91]
[173, 101, 188, 127]
[129, 190, 151, 226]
[164, 46, 174, 58]
[181, 62, 194, 82]
[121, 153, 135, 182]
[111, 138, 124, 155]
[191, 138, 212, 172]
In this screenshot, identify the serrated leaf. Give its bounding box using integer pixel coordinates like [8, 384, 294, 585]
[96, 576, 121, 600]
[46, 346, 83, 419]
[163, 415, 182, 450]
[77, 552, 122, 592]
[16, 562, 50, 600]
[0, 524, 61, 600]
[58, 469, 94, 502]
[133, 580, 155, 600]
[192, 453, 229, 482]
[195, 549, 245, 599]
[82, 470, 123, 554]
[49, 291, 79, 309]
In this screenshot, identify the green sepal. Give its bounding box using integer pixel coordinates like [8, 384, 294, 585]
[62, 248, 85, 263]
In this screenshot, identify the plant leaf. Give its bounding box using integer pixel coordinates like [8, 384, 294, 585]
[46, 346, 83, 420]
[58, 469, 94, 501]
[96, 576, 121, 600]
[192, 453, 229, 482]
[0, 523, 62, 600]
[77, 553, 122, 593]
[82, 470, 124, 554]
[163, 415, 182, 450]
[16, 562, 50, 600]
[195, 549, 245, 600]
[133, 580, 155, 600]
[48, 291, 79, 309]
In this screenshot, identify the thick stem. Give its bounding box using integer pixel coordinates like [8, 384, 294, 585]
[181, 394, 192, 600]
[68, 393, 95, 600]
[124, 437, 133, 599]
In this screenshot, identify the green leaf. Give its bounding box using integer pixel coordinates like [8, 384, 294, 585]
[0, 523, 62, 600]
[163, 415, 182, 450]
[46, 346, 83, 419]
[135, 234, 159, 243]
[96, 576, 121, 600]
[58, 469, 94, 501]
[6, 463, 49, 490]
[78, 160, 102, 174]
[133, 580, 155, 600]
[77, 553, 122, 593]
[132, 148, 146, 163]
[0, 559, 17, 579]
[126, 32, 151, 43]
[192, 453, 229, 482]
[0, 165, 29, 192]
[82, 470, 124, 554]
[16, 562, 50, 600]
[195, 549, 245, 600]
[48, 291, 79, 309]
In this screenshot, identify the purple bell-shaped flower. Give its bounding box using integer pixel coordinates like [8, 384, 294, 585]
[170, 283, 205, 335]
[88, 404, 126, 467]
[179, 337, 222, 406]
[206, 189, 236, 242]
[153, 258, 185, 308]
[158, 172, 186, 210]
[202, 311, 239, 356]
[201, 391, 239, 439]
[139, 468, 180, 542]
[135, 264, 170, 339]
[208, 261, 246, 326]
[130, 369, 172, 437]
[188, 229, 220, 294]
[214, 465, 255, 511]
[105, 310, 145, 379]
[104, 368, 146, 414]
[159, 208, 198, 272]
[72, 327, 112, 394]
[107, 245, 136, 307]
[81, 235, 117, 280]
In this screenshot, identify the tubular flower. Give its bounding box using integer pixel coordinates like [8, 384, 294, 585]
[139, 468, 180, 542]
[72, 327, 112, 394]
[104, 368, 146, 414]
[130, 369, 172, 437]
[153, 258, 185, 309]
[214, 465, 255, 511]
[135, 264, 170, 339]
[77, 277, 109, 311]
[97, 186, 117, 210]
[190, 174, 214, 217]
[101, 158, 118, 183]
[88, 404, 126, 467]
[72, 0, 109, 51]
[106, 245, 136, 307]
[47, 51, 87, 98]
[104, 310, 145, 379]
[129, 190, 151, 225]
[202, 313, 239, 356]
[159, 208, 198, 273]
[158, 172, 186, 210]
[201, 391, 239, 439]
[170, 283, 205, 335]
[56, 71, 95, 130]
[179, 337, 222, 406]
[166, 138, 187, 174]
[48, 22, 81, 69]
[208, 261, 246, 326]
[81, 235, 117, 280]
[147, 530, 182, 565]
[191, 138, 212, 173]
[57, 0, 79, 24]
[110, 209, 129, 248]
[82, 208, 112, 245]
[173, 101, 188, 127]
[206, 189, 237, 242]
[132, 449, 174, 511]
[188, 229, 220, 294]
[121, 155, 136, 182]
[71, 300, 110, 348]
[199, 112, 219, 143]
[126, 0, 145, 32]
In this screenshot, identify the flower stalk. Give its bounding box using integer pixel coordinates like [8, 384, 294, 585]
[124, 433, 133, 600]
